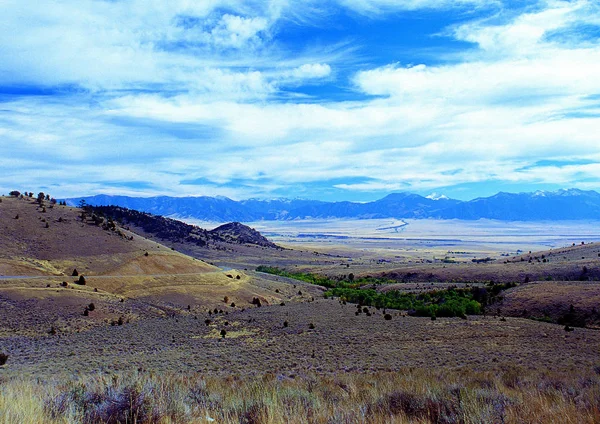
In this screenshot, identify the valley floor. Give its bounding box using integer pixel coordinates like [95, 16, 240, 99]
[3, 299, 599, 379]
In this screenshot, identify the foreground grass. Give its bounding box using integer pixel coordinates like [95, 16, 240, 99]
[1, 367, 599, 423]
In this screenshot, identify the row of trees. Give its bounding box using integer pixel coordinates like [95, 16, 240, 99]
[9, 190, 64, 205]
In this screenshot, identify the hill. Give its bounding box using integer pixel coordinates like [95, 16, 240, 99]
[66, 188, 600, 221]
[0, 195, 319, 337]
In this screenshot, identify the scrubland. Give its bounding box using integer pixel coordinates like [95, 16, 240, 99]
[2, 367, 600, 423]
[2, 195, 600, 423]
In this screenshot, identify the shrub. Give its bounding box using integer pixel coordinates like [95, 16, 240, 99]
[283, 321, 288, 328]
[384, 313, 392, 320]
[224, 296, 229, 304]
[308, 323, 315, 329]
[88, 303, 95, 311]
[77, 275, 86, 285]
[0, 353, 8, 366]
[220, 329, 227, 338]
[72, 269, 79, 276]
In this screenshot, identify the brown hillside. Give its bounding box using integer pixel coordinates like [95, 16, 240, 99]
[364, 241, 600, 284]
[496, 281, 600, 328]
[0, 195, 215, 276]
[0, 195, 325, 336]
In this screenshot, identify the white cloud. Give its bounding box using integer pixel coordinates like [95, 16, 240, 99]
[288, 63, 332, 79]
[335, 0, 497, 14]
[2, 0, 600, 199]
[210, 14, 269, 48]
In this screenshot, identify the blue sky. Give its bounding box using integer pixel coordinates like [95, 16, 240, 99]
[1, 0, 600, 201]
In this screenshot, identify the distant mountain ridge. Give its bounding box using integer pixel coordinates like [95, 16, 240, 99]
[66, 188, 600, 221]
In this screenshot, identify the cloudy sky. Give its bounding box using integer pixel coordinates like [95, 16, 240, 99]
[1, 0, 600, 201]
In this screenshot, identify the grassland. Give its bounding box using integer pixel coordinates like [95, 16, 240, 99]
[2, 367, 600, 423]
[2, 194, 600, 423]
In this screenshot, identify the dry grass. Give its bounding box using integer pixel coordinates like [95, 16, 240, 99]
[1, 367, 600, 423]
[497, 281, 600, 328]
[4, 300, 600, 379]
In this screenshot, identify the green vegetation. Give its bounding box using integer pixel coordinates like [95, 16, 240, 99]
[256, 265, 395, 289]
[257, 266, 490, 318]
[325, 287, 481, 318]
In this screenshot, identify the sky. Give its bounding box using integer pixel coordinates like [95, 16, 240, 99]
[1, 0, 600, 201]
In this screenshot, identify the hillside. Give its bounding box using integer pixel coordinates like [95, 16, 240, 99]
[0, 195, 215, 276]
[66, 188, 600, 221]
[89, 205, 278, 249]
[0, 195, 318, 337]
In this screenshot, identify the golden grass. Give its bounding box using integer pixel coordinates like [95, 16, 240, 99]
[1, 367, 599, 423]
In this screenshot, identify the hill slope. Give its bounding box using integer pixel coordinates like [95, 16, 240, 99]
[0, 195, 314, 337]
[89, 205, 278, 248]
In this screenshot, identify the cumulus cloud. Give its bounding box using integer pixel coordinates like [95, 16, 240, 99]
[209, 14, 269, 48]
[287, 63, 332, 79]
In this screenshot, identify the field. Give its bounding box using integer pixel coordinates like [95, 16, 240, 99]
[2, 196, 600, 423]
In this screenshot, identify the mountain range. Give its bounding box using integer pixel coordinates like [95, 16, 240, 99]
[65, 188, 600, 222]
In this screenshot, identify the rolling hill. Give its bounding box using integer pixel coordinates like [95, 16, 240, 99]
[0, 195, 317, 337]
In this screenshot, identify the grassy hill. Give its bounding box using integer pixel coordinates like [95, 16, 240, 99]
[0, 195, 322, 336]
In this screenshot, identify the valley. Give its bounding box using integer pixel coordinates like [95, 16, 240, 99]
[1, 194, 600, 423]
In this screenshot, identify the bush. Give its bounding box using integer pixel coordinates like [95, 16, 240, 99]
[384, 313, 392, 320]
[0, 353, 8, 366]
[72, 269, 79, 276]
[77, 275, 86, 285]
